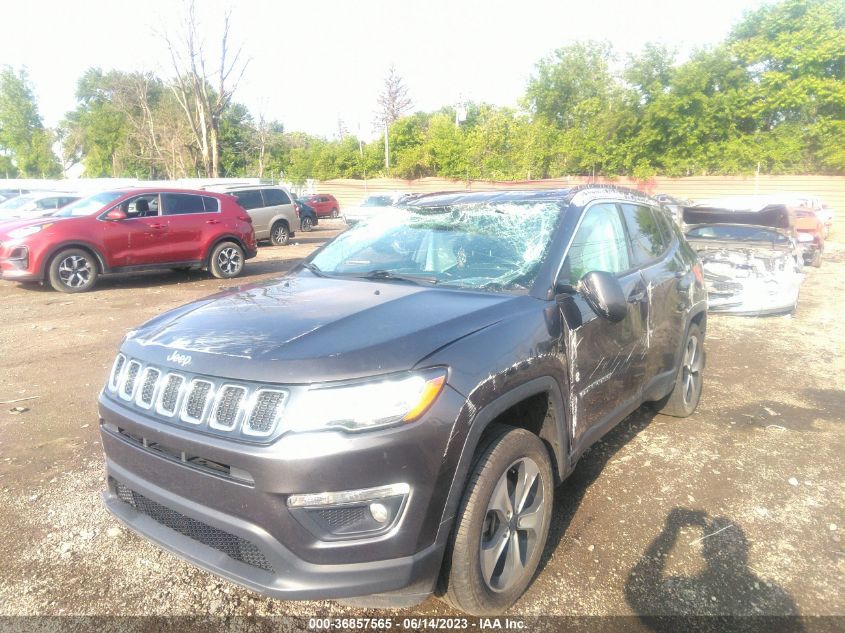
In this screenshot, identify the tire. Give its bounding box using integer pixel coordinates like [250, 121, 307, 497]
[48, 248, 98, 293]
[270, 221, 290, 246]
[209, 241, 245, 279]
[439, 426, 553, 615]
[301, 216, 314, 232]
[653, 323, 704, 417]
[811, 248, 822, 268]
[331, 208, 339, 219]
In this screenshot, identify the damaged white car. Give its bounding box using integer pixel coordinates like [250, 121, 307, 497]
[683, 205, 804, 316]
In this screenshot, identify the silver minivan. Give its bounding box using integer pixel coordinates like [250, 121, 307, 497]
[203, 185, 298, 245]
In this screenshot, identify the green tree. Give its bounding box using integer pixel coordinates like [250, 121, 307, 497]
[0, 66, 61, 177]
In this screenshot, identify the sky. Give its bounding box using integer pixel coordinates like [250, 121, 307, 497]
[0, 0, 768, 140]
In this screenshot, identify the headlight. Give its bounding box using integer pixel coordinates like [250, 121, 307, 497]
[285, 368, 447, 433]
[8, 223, 51, 239]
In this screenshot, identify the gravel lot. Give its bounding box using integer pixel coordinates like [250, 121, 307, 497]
[0, 218, 842, 623]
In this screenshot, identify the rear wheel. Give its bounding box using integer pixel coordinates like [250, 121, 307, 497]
[48, 248, 98, 293]
[439, 426, 553, 615]
[811, 247, 822, 268]
[270, 221, 290, 246]
[653, 323, 704, 417]
[330, 208, 339, 219]
[301, 216, 314, 232]
[209, 241, 244, 279]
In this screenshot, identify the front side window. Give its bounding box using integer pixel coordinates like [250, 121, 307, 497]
[310, 201, 562, 293]
[563, 203, 631, 284]
[262, 188, 291, 206]
[620, 203, 669, 265]
[122, 194, 160, 217]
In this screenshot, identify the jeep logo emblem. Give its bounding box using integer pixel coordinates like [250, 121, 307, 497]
[166, 351, 193, 367]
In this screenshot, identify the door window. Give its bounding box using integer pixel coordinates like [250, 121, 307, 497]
[262, 188, 291, 206]
[233, 189, 264, 210]
[620, 204, 669, 265]
[37, 197, 60, 210]
[161, 193, 208, 215]
[122, 194, 160, 218]
[563, 203, 631, 283]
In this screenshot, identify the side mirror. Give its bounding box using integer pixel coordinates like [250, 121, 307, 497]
[105, 209, 127, 221]
[577, 271, 628, 323]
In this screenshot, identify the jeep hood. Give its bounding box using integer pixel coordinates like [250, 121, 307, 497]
[122, 271, 531, 383]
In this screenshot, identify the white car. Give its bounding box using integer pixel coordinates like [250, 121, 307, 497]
[343, 193, 405, 226]
[0, 191, 80, 222]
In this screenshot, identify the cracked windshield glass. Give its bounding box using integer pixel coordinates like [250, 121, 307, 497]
[310, 202, 562, 292]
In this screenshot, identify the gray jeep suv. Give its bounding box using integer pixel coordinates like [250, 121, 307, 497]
[99, 186, 707, 614]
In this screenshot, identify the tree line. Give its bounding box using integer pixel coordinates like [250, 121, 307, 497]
[0, 0, 842, 182]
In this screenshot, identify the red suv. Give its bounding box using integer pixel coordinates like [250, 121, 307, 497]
[0, 188, 257, 293]
[300, 193, 340, 218]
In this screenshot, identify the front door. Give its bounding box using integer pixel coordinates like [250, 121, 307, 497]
[557, 201, 649, 454]
[101, 194, 168, 267]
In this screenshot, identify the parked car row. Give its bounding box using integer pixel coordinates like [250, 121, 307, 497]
[0, 184, 343, 293]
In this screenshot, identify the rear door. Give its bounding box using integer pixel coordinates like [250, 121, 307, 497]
[557, 201, 649, 453]
[161, 193, 218, 262]
[619, 202, 687, 383]
[261, 187, 296, 230]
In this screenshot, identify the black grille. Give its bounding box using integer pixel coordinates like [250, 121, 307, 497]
[317, 506, 368, 529]
[112, 479, 273, 573]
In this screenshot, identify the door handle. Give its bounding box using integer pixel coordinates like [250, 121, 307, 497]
[206, 220, 220, 225]
[149, 223, 165, 229]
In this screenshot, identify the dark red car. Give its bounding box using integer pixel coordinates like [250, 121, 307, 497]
[0, 188, 257, 293]
[299, 193, 340, 218]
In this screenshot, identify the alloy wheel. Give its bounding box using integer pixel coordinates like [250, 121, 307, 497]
[58, 255, 92, 288]
[217, 247, 242, 275]
[682, 334, 703, 407]
[479, 457, 545, 593]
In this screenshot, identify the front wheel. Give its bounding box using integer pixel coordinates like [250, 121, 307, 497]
[652, 323, 704, 417]
[48, 248, 98, 293]
[439, 426, 553, 615]
[209, 242, 245, 279]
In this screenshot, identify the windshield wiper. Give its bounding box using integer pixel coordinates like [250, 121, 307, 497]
[300, 261, 325, 276]
[355, 270, 440, 285]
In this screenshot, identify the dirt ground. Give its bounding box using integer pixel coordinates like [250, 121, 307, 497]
[0, 217, 842, 623]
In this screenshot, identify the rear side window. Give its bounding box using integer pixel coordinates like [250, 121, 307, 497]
[262, 188, 291, 206]
[620, 203, 669, 265]
[202, 196, 220, 212]
[563, 203, 631, 283]
[232, 189, 263, 210]
[37, 197, 60, 209]
[162, 193, 207, 215]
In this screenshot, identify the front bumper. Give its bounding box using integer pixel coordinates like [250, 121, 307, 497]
[98, 386, 464, 601]
[707, 275, 803, 316]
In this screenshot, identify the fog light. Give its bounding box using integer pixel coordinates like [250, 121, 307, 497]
[369, 502, 389, 524]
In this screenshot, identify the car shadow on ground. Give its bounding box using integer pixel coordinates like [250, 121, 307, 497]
[625, 508, 803, 632]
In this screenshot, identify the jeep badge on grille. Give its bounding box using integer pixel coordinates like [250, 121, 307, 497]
[166, 350, 193, 367]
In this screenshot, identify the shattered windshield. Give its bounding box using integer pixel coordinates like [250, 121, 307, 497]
[310, 201, 562, 293]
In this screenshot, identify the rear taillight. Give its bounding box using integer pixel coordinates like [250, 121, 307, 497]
[238, 215, 252, 223]
[294, 203, 301, 218]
